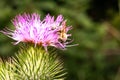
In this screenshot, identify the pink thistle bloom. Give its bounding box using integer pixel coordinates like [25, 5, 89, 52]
[2, 13, 72, 51]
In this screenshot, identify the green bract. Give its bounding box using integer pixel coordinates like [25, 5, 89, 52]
[0, 46, 67, 80]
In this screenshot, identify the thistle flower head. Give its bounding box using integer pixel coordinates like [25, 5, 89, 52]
[2, 13, 72, 50]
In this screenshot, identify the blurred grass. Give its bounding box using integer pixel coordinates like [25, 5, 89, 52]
[0, 0, 119, 80]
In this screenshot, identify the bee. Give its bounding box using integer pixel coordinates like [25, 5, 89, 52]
[58, 21, 68, 42]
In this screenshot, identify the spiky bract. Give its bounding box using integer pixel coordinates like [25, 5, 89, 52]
[13, 46, 67, 80]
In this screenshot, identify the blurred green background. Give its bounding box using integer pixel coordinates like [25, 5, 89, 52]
[0, 0, 119, 80]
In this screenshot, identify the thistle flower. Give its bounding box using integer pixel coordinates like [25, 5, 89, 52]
[2, 13, 72, 51]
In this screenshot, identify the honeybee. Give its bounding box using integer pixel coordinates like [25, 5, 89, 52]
[58, 21, 68, 42]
